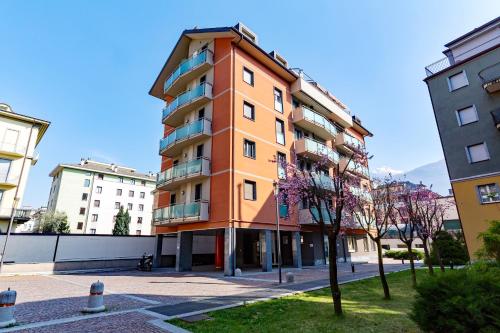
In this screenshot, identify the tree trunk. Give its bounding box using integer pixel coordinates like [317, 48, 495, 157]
[434, 240, 445, 272]
[406, 242, 417, 288]
[376, 239, 390, 300]
[422, 238, 434, 275]
[328, 232, 343, 316]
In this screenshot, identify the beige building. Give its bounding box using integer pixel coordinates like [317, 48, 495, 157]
[48, 159, 156, 235]
[0, 103, 50, 232]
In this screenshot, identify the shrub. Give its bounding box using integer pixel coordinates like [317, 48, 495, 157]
[384, 249, 423, 260]
[427, 231, 469, 265]
[476, 220, 500, 263]
[411, 262, 500, 332]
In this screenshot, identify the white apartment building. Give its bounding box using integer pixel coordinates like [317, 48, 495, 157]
[0, 103, 50, 233]
[47, 159, 156, 235]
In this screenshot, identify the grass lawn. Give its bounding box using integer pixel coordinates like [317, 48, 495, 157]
[170, 270, 425, 333]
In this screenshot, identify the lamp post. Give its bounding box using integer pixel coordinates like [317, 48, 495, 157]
[273, 181, 282, 284]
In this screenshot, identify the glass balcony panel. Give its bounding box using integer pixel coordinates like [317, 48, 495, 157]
[162, 83, 209, 120]
[164, 50, 210, 93]
[279, 204, 288, 218]
[184, 202, 201, 218]
[159, 119, 207, 153]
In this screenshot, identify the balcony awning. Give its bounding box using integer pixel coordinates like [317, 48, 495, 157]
[491, 108, 500, 130]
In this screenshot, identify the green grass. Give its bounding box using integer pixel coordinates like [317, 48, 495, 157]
[169, 270, 425, 333]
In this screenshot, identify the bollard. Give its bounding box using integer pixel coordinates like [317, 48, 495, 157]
[285, 272, 294, 283]
[234, 268, 242, 277]
[0, 288, 16, 328]
[351, 263, 355, 273]
[82, 281, 105, 313]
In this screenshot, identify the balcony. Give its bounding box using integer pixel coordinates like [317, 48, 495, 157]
[157, 158, 210, 191]
[162, 82, 213, 126]
[159, 118, 211, 157]
[0, 142, 26, 159]
[292, 106, 338, 140]
[291, 71, 352, 128]
[335, 132, 365, 154]
[349, 186, 372, 202]
[295, 137, 339, 164]
[424, 57, 452, 77]
[164, 49, 214, 97]
[0, 174, 18, 189]
[340, 158, 370, 179]
[0, 208, 32, 223]
[479, 62, 500, 94]
[153, 201, 209, 225]
[299, 207, 334, 224]
[310, 173, 334, 191]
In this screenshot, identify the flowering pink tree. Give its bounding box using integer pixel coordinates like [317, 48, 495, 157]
[277, 151, 364, 316]
[344, 176, 397, 300]
[415, 190, 449, 274]
[391, 183, 427, 287]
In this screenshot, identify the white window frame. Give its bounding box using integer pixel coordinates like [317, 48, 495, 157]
[243, 67, 254, 86]
[455, 105, 479, 126]
[477, 183, 500, 204]
[274, 87, 283, 113]
[243, 139, 256, 159]
[447, 70, 469, 92]
[465, 142, 490, 163]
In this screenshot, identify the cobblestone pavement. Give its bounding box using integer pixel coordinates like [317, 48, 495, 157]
[0, 261, 414, 332]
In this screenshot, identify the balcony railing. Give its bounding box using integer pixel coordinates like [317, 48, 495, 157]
[349, 186, 372, 202]
[479, 62, 500, 94]
[0, 173, 19, 186]
[162, 82, 212, 123]
[299, 207, 334, 224]
[157, 157, 210, 189]
[311, 173, 334, 191]
[164, 49, 213, 95]
[336, 132, 365, 152]
[153, 201, 209, 224]
[0, 142, 26, 156]
[296, 137, 339, 164]
[294, 106, 337, 139]
[342, 160, 370, 179]
[425, 57, 452, 77]
[159, 118, 211, 155]
[0, 208, 32, 221]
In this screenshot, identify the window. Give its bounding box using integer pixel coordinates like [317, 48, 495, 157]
[274, 88, 283, 113]
[116, 189, 122, 196]
[195, 184, 202, 201]
[115, 202, 120, 209]
[371, 239, 377, 251]
[128, 203, 133, 210]
[96, 186, 102, 194]
[244, 180, 257, 200]
[119, 177, 124, 183]
[277, 152, 286, 179]
[275, 119, 285, 145]
[0, 159, 12, 183]
[136, 230, 142, 236]
[129, 190, 134, 197]
[82, 193, 88, 201]
[243, 139, 256, 159]
[243, 101, 255, 120]
[94, 200, 100, 208]
[141, 180, 146, 186]
[77, 222, 83, 230]
[4, 129, 19, 152]
[97, 173, 104, 180]
[140, 192, 145, 199]
[137, 217, 143, 224]
[139, 204, 144, 212]
[363, 238, 369, 252]
[347, 237, 357, 252]
[91, 214, 98, 222]
[196, 144, 204, 158]
[79, 207, 86, 215]
[456, 105, 478, 126]
[198, 108, 205, 119]
[130, 179, 135, 185]
[90, 228, 96, 234]
[83, 179, 90, 187]
[448, 71, 468, 91]
[243, 67, 254, 85]
[466, 143, 490, 163]
[478, 183, 500, 204]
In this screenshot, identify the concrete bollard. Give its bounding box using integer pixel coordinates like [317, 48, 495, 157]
[82, 281, 105, 313]
[0, 288, 16, 328]
[234, 268, 242, 277]
[285, 272, 294, 283]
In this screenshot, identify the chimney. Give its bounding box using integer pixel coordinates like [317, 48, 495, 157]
[80, 158, 85, 166]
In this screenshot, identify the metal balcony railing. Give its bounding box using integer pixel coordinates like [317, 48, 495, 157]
[156, 157, 210, 187]
[159, 118, 211, 153]
[164, 49, 213, 94]
[425, 57, 452, 77]
[162, 82, 212, 121]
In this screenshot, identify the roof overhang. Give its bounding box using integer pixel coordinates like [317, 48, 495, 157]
[0, 110, 50, 145]
[149, 26, 297, 100]
[352, 118, 373, 137]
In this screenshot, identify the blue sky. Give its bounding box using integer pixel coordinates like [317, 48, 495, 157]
[1, 1, 498, 207]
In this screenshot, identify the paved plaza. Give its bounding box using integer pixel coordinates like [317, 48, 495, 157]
[0, 261, 412, 332]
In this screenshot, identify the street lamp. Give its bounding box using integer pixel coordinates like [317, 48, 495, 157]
[273, 180, 282, 284]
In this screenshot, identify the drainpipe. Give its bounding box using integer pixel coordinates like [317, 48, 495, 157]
[0, 123, 36, 272]
[81, 170, 95, 234]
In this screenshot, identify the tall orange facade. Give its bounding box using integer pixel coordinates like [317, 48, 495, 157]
[149, 24, 374, 273]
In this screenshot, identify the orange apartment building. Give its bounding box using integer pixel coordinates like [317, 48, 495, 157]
[149, 23, 375, 274]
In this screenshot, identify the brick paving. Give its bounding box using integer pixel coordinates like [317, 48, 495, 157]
[0, 261, 413, 332]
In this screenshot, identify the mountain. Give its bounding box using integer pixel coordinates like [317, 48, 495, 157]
[372, 159, 451, 195]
